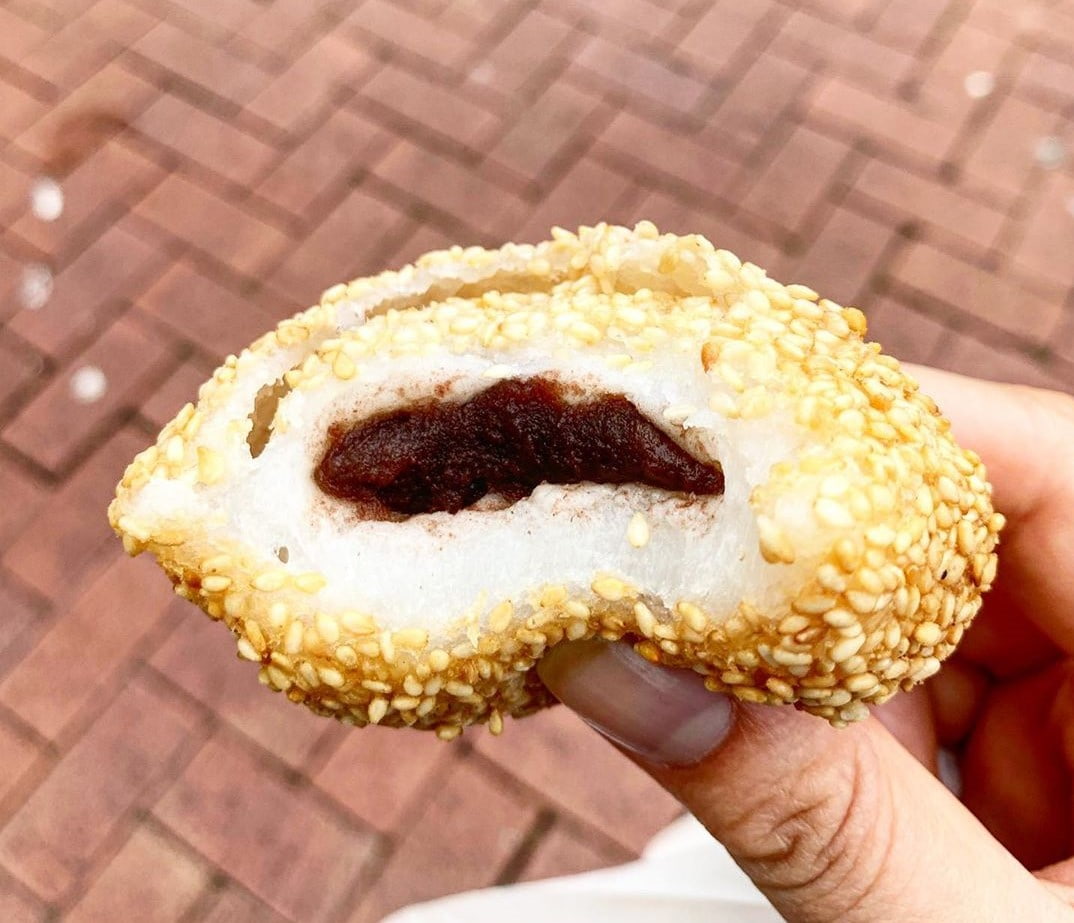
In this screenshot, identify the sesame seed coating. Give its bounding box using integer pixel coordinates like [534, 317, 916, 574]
[109, 223, 1001, 735]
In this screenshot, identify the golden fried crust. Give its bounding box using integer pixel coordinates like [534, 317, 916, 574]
[110, 222, 1002, 736]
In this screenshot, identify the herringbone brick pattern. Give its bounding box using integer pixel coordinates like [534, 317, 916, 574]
[0, 0, 1071, 919]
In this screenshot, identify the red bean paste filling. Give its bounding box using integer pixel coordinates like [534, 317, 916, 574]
[315, 378, 724, 517]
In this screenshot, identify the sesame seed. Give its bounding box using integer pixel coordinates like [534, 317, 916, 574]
[793, 594, 838, 615]
[294, 572, 326, 594]
[336, 645, 357, 667]
[757, 516, 796, 564]
[779, 614, 811, 635]
[489, 710, 504, 735]
[201, 575, 231, 593]
[236, 638, 260, 661]
[368, 697, 388, 724]
[427, 649, 451, 672]
[284, 621, 303, 654]
[913, 622, 944, 646]
[341, 611, 376, 635]
[771, 648, 812, 667]
[391, 695, 421, 711]
[403, 675, 423, 697]
[252, 572, 286, 592]
[395, 627, 429, 649]
[445, 680, 474, 697]
[815, 497, 855, 529]
[627, 512, 650, 548]
[319, 666, 345, 688]
[489, 601, 514, 632]
[436, 725, 462, 741]
[316, 613, 340, 644]
[564, 600, 589, 619]
[592, 576, 629, 601]
[633, 602, 656, 637]
[332, 352, 356, 380]
[844, 672, 879, 693]
[830, 634, 866, 663]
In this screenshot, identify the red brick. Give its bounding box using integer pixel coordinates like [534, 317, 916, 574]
[0, 79, 48, 145]
[597, 110, 738, 200]
[135, 93, 277, 188]
[348, 0, 472, 70]
[255, 108, 394, 219]
[0, 877, 46, 923]
[6, 139, 163, 263]
[549, 0, 677, 41]
[574, 36, 708, 114]
[8, 217, 169, 360]
[347, 759, 539, 923]
[361, 63, 500, 152]
[239, 0, 339, 58]
[200, 885, 290, 923]
[245, 32, 372, 135]
[384, 223, 457, 267]
[788, 207, 892, 304]
[314, 725, 455, 833]
[473, 707, 682, 854]
[890, 242, 1063, 343]
[138, 260, 282, 360]
[139, 355, 217, 430]
[630, 188, 785, 272]
[864, 296, 948, 365]
[793, 0, 878, 23]
[2, 427, 148, 601]
[0, 461, 47, 551]
[155, 734, 377, 921]
[937, 335, 1073, 394]
[65, 825, 209, 923]
[773, 10, 915, 91]
[162, 0, 262, 37]
[16, 16, 120, 93]
[808, 76, 959, 168]
[131, 20, 271, 107]
[928, 20, 1008, 84]
[850, 158, 1005, 255]
[0, 248, 22, 322]
[0, 714, 42, 807]
[705, 52, 811, 153]
[150, 602, 342, 770]
[488, 80, 601, 185]
[1017, 51, 1074, 109]
[79, 0, 159, 45]
[4, 315, 174, 473]
[0, 677, 200, 902]
[512, 157, 636, 243]
[0, 554, 179, 739]
[0, 158, 30, 226]
[1010, 168, 1074, 295]
[14, 62, 157, 168]
[134, 173, 291, 279]
[0, 7, 49, 62]
[961, 94, 1058, 202]
[465, 8, 575, 98]
[517, 820, 622, 882]
[740, 123, 850, 236]
[0, 332, 45, 417]
[676, 0, 777, 76]
[267, 188, 410, 304]
[374, 138, 526, 238]
[869, 0, 946, 53]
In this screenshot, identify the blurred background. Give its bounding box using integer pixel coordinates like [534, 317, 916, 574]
[0, 0, 1071, 920]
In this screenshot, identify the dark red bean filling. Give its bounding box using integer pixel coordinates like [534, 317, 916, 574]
[315, 377, 724, 516]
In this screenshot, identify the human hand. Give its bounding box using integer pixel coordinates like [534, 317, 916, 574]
[539, 367, 1074, 922]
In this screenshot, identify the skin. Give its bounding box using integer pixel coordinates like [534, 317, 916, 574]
[540, 367, 1074, 921]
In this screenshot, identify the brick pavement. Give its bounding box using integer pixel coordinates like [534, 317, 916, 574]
[0, 1, 1071, 919]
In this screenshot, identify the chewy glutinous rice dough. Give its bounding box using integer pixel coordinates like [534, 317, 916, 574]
[110, 223, 1002, 737]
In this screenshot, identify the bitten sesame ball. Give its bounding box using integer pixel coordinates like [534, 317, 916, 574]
[109, 223, 1002, 737]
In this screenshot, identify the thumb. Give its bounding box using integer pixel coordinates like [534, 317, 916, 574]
[538, 639, 1066, 923]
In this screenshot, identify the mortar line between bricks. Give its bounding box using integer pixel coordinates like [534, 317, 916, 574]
[897, 0, 976, 100]
[464, 747, 647, 859]
[494, 807, 557, 885]
[139, 659, 390, 841]
[450, 0, 538, 77]
[0, 861, 52, 920]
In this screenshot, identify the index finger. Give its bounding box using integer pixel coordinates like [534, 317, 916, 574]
[907, 365, 1074, 652]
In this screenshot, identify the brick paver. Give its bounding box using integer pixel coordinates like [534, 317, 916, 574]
[0, 1, 1071, 920]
